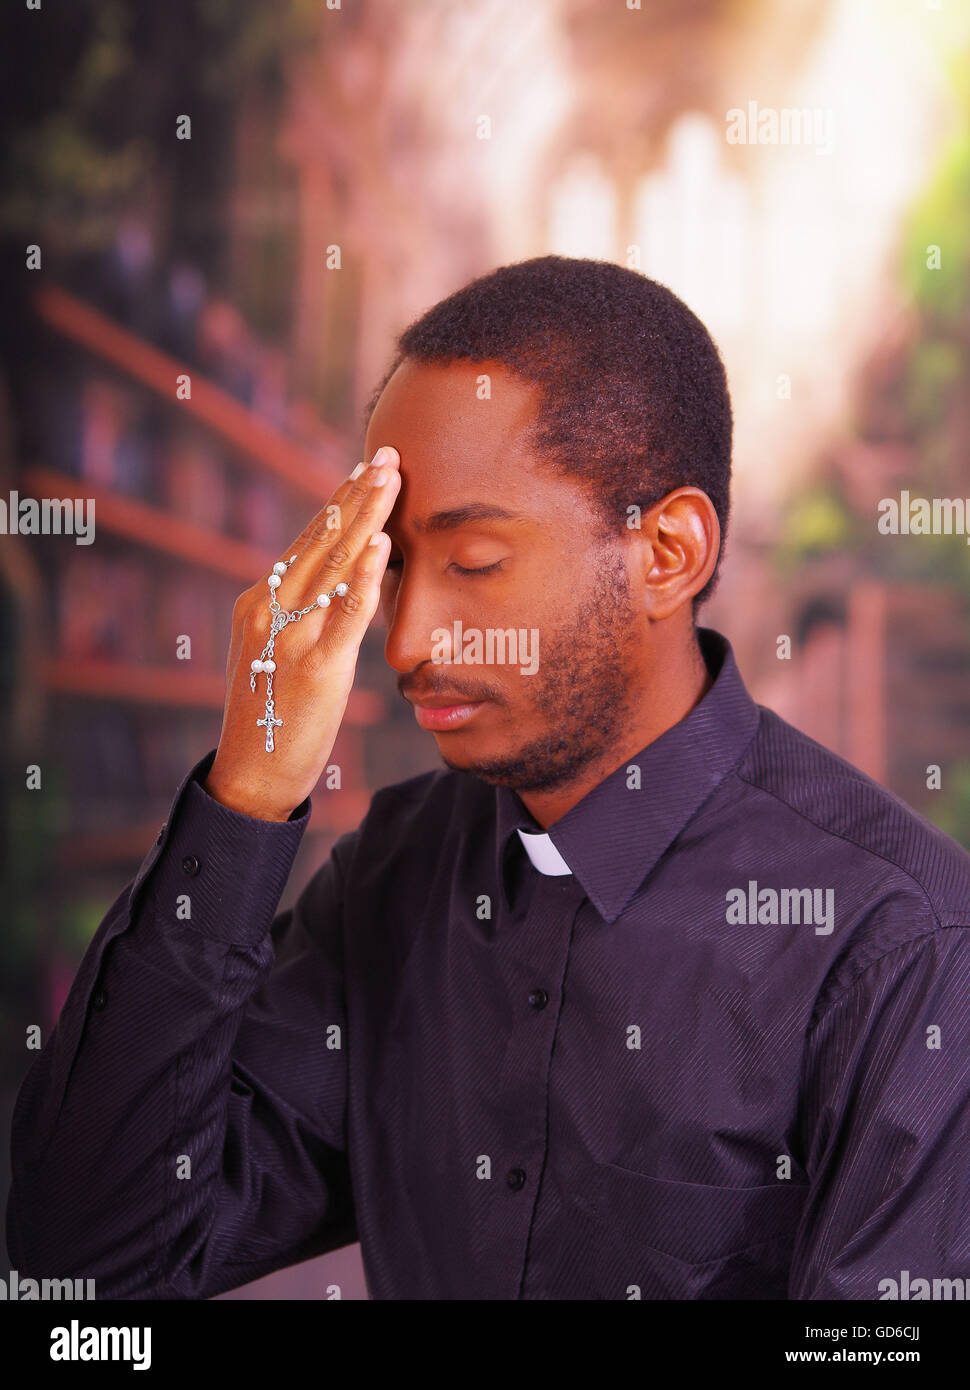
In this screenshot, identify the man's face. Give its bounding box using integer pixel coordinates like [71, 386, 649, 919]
[364, 357, 645, 794]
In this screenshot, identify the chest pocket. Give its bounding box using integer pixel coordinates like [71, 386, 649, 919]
[586, 1162, 808, 1299]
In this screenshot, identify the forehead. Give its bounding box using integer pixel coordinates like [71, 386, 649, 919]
[364, 358, 596, 534]
[365, 357, 538, 463]
[363, 359, 534, 526]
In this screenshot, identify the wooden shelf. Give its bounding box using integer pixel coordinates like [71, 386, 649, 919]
[23, 466, 280, 582]
[34, 284, 344, 499]
[27, 287, 387, 878]
[39, 656, 385, 724]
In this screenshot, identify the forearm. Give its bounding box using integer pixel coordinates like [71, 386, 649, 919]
[6, 751, 312, 1298]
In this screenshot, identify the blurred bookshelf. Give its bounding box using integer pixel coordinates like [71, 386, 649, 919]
[15, 277, 425, 1027]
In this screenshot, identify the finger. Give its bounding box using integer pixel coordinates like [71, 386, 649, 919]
[315, 446, 400, 556]
[320, 529, 391, 653]
[306, 463, 401, 603]
[236, 460, 374, 674]
[289, 449, 392, 563]
[271, 446, 400, 575]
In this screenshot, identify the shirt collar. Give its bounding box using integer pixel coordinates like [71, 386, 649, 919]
[493, 627, 761, 923]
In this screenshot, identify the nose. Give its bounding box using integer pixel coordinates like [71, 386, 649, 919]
[381, 564, 447, 679]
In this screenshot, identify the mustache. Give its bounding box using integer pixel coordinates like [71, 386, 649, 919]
[399, 678, 501, 704]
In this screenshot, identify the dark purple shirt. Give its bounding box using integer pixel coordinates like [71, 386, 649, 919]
[7, 628, 970, 1299]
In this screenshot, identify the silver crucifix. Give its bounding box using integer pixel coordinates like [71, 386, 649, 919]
[257, 708, 283, 752]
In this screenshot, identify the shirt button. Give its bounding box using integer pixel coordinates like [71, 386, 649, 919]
[528, 988, 549, 1010]
[181, 855, 201, 876]
[92, 989, 107, 1010]
[506, 1168, 527, 1191]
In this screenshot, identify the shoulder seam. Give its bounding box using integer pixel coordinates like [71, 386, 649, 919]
[732, 765, 949, 929]
[807, 920, 970, 1031]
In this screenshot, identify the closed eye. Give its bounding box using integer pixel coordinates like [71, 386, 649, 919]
[448, 560, 505, 577]
[385, 559, 505, 577]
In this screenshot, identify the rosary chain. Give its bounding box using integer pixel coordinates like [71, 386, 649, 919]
[249, 554, 348, 750]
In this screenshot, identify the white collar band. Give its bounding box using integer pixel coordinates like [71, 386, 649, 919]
[516, 828, 573, 876]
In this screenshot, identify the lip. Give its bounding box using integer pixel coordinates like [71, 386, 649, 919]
[411, 700, 487, 731]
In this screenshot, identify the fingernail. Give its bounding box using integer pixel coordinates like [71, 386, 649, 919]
[370, 469, 387, 487]
[350, 461, 366, 480]
[371, 446, 396, 467]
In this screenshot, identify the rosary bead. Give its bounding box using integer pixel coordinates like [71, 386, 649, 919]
[253, 554, 301, 752]
[335, 582, 349, 596]
[317, 593, 331, 608]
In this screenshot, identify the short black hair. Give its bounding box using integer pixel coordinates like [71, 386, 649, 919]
[363, 254, 732, 609]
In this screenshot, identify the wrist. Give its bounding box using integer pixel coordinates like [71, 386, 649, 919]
[201, 771, 296, 823]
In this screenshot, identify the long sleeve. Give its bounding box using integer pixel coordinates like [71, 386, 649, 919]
[789, 924, 970, 1299]
[5, 748, 360, 1300]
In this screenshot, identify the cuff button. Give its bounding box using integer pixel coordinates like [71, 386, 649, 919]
[181, 855, 201, 876]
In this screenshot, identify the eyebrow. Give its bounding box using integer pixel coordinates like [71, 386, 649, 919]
[411, 503, 528, 535]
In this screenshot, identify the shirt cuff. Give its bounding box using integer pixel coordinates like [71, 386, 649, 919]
[131, 747, 312, 947]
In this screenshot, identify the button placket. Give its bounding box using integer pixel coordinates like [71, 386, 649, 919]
[494, 874, 586, 1292]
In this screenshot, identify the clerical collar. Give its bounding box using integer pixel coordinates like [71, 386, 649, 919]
[494, 629, 761, 920]
[516, 828, 573, 876]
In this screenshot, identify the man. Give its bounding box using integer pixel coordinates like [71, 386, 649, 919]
[7, 256, 970, 1300]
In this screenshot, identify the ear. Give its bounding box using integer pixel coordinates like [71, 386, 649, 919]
[637, 488, 720, 621]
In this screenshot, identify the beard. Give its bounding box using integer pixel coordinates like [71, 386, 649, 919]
[438, 546, 641, 794]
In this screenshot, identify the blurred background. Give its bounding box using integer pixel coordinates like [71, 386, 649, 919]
[0, 0, 968, 1299]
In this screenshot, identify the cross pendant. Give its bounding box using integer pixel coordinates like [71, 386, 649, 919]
[257, 710, 284, 751]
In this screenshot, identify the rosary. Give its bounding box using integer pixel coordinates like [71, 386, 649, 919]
[250, 555, 349, 751]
